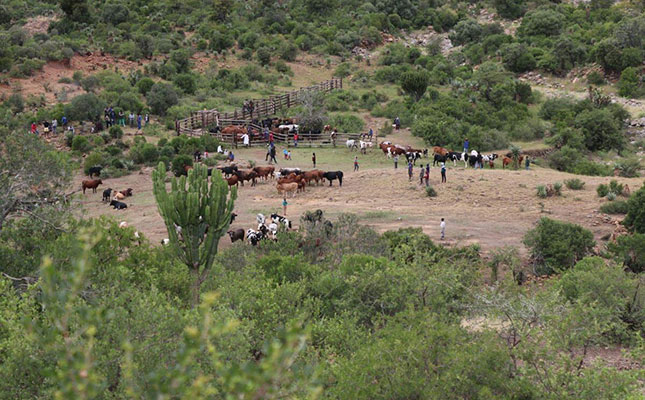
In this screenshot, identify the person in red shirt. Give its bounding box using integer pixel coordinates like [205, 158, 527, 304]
[269, 131, 274, 143]
[293, 132, 299, 147]
[30, 122, 37, 135]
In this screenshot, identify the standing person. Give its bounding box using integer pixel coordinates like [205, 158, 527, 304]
[263, 127, 269, 141]
[51, 118, 57, 134]
[312, 152, 316, 168]
[354, 156, 359, 171]
[440, 218, 446, 240]
[61, 115, 67, 127]
[129, 112, 135, 127]
[330, 130, 337, 147]
[463, 138, 469, 153]
[105, 114, 111, 128]
[407, 161, 413, 181]
[137, 114, 142, 130]
[293, 132, 299, 147]
[118, 110, 125, 126]
[441, 162, 446, 183]
[287, 150, 292, 160]
[265, 144, 271, 161]
[368, 127, 373, 140]
[394, 154, 399, 169]
[394, 116, 401, 130]
[270, 146, 278, 164]
[43, 120, 50, 136]
[419, 166, 424, 185]
[242, 133, 250, 147]
[269, 131, 274, 144]
[282, 196, 288, 216]
[424, 165, 430, 187]
[31, 122, 37, 135]
[145, 113, 149, 126]
[525, 156, 530, 170]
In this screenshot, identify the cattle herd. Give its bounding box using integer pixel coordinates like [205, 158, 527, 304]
[228, 212, 292, 246]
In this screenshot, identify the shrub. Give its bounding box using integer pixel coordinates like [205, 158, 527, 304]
[136, 77, 155, 96]
[607, 192, 617, 201]
[109, 126, 123, 139]
[147, 83, 179, 116]
[65, 93, 106, 122]
[171, 154, 193, 176]
[608, 233, 645, 273]
[328, 114, 364, 133]
[173, 73, 197, 95]
[536, 185, 547, 198]
[553, 182, 562, 196]
[141, 143, 159, 164]
[614, 159, 641, 178]
[83, 151, 106, 174]
[564, 179, 585, 190]
[597, 184, 609, 198]
[587, 71, 605, 85]
[116, 92, 143, 114]
[399, 70, 429, 102]
[600, 200, 628, 215]
[617, 67, 640, 98]
[71, 136, 91, 152]
[523, 217, 595, 275]
[256, 47, 271, 64]
[80, 75, 99, 93]
[425, 186, 437, 197]
[623, 184, 645, 233]
[609, 180, 624, 196]
[575, 109, 623, 152]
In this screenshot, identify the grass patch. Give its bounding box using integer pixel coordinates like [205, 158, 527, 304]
[363, 210, 396, 220]
[564, 178, 585, 190]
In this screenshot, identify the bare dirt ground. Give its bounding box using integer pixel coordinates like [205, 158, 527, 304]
[74, 131, 643, 256]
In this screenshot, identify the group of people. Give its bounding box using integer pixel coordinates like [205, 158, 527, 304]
[406, 162, 447, 184]
[31, 116, 70, 136]
[103, 107, 148, 131]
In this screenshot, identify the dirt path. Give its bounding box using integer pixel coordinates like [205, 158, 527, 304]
[75, 147, 641, 256]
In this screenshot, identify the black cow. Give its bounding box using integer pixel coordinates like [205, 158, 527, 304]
[433, 154, 447, 166]
[468, 153, 483, 168]
[279, 168, 302, 176]
[218, 165, 238, 177]
[323, 171, 343, 186]
[89, 166, 103, 177]
[230, 212, 238, 224]
[110, 200, 127, 210]
[227, 228, 245, 243]
[102, 188, 112, 202]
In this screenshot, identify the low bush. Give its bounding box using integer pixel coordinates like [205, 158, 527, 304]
[171, 154, 193, 176]
[600, 200, 629, 215]
[109, 126, 123, 139]
[597, 184, 609, 198]
[564, 179, 585, 190]
[624, 184, 645, 233]
[523, 217, 595, 275]
[609, 180, 624, 196]
[614, 159, 641, 178]
[536, 185, 547, 198]
[608, 233, 645, 273]
[71, 136, 91, 152]
[553, 182, 562, 196]
[425, 186, 437, 197]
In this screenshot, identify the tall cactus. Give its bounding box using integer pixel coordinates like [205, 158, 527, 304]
[152, 162, 237, 306]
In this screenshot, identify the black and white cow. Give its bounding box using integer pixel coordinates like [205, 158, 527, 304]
[447, 151, 468, 167]
[405, 151, 422, 165]
[246, 227, 266, 246]
[270, 213, 292, 229]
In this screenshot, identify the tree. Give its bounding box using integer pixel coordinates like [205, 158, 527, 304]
[64, 93, 105, 122]
[501, 43, 536, 73]
[173, 73, 197, 95]
[58, 0, 91, 23]
[0, 131, 71, 232]
[152, 162, 236, 306]
[449, 19, 483, 46]
[623, 184, 645, 233]
[296, 90, 327, 133]
[617, 67, 640, 98]
[523, 217, 595, 275]
[400, 70, 429, 102]
[146, 83, 178, 116]
[574, 109, 623, 151]
[494, 0, 526, 19]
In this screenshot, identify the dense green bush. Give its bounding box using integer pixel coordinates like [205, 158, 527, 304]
[523, 217, 595, 275]
[608, 233, 645, 273]
[136, 77, 155, 96]
[65, 93, 106, 122]
[399, 70, 429, 101]
[109, 126, 123, 139]
[564, 178, 585, 190]
[600, 200, 629, 215]
[71, 135, 91, 152]
[597, 183, 610, 198]
[147, 83, 179, 116]
[173, 73, 197, 95]
[623, 184, 645, 233]
[171, 154, 193, 176]
[327, 114, 364, 133]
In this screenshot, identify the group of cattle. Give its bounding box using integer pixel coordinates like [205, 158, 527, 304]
[80, 174, 133, 210]
[215, 165, 343, 197]
[226, 213, 292, 246]
[431, 146, 525, 169]
[214, 118, 299, 140]
[378, 142, 429, 164]
[346, 139, 374, 154]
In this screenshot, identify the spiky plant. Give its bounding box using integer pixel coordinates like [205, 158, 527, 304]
[509, 144, 522, 169]
[152, 162, 237, 306]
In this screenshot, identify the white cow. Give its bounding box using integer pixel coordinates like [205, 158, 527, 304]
[346, 139, 357, 150]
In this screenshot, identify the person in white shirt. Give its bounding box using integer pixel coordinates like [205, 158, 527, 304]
[440, 218, 446, 240]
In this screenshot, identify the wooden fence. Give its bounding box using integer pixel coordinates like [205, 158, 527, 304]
[214, 130, 378, 149]
[175, 78, 343, 136]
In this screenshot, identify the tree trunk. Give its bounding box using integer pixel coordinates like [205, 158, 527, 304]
[190, 267, 201, 308]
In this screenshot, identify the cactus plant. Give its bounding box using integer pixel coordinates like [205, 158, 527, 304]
[152, 162, 237, 306]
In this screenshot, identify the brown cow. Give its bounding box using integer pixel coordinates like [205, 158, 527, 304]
[277, 182, 298, 197]
[118, 188, 133, 197]
[502, 157, 512, 169]
[235, 170, 258, 187]
[303, 170, 324, 185]
[82, 179, 103, 194]
[253, 166, 275, 180]
[226, 175, 239, 188]
[433, 146, 449, 156]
